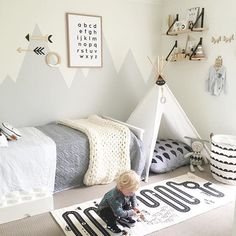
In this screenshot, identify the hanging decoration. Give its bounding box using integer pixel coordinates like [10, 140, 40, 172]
[17, 30, 61, 67]
[147, 56, 169, 86]
[17, 46, 45, 55]
[211, 34, 234, 44]
[211, 36, 221, 44]
[223, 34, 234, 43]
[25, 33, 53, 43]
[147, 56, 170, 103]
[207, 56, 227, 96]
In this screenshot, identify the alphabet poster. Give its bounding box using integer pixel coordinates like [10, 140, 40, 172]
[66, 13, 102, 67]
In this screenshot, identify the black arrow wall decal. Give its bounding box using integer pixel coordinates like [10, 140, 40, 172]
[25, 34, 53, 43]
[33, 47, 45, 55]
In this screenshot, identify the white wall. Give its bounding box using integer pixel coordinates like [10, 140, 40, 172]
[0, 0, 163, 127]
[0, 0, 162, 85]
[2, 0, 233, 140]
[161, 0, 236, 140]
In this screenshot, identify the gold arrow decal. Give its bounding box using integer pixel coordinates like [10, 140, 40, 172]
[17, 47, 32, 53]
[17, 47, 45, 55]
[25, 34, 53, 43]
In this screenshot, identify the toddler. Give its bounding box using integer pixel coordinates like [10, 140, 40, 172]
[97, 170, 141, 234]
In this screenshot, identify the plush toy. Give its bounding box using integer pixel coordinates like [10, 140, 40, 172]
[184, 139, 208, 172]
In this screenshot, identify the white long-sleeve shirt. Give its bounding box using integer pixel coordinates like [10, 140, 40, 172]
[207, 65, 227, 96]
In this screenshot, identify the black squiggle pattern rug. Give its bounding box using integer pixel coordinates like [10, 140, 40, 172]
[51, 173, 234, 236]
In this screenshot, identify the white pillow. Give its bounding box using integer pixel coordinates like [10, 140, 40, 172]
[0, 122, 22, 140]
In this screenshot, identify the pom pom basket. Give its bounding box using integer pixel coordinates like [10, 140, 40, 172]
[210, 134, 236, 185]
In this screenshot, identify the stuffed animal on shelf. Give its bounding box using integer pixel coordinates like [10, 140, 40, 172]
[184, 139, 208, 172]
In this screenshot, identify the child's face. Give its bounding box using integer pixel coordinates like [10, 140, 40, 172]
[120, 188, 136, 197]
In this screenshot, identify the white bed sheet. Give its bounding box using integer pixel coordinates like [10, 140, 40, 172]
[0, 127, 56, 196]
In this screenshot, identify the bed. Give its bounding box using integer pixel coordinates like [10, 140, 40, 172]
[0, 117, 145, 196]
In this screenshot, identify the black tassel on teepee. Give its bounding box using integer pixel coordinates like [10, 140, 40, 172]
[148, 56, 169, 86]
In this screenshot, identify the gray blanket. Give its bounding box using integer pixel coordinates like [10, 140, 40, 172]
[37, 124, 144, 193]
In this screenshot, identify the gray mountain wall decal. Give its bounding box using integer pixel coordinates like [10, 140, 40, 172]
[0, 25, 154, 127]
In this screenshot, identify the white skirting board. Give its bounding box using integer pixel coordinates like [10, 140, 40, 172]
[0, 191, 54, 224]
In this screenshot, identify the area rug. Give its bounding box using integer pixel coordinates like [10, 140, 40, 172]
[51, 173, 235, 236]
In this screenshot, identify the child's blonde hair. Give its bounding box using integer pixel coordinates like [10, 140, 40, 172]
[116, 170, 140, 192]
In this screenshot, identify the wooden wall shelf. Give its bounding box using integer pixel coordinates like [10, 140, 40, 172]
[169, 57, 206, 62]
[166, 37, 205, 62]
[166, 27, 208, 36]
[165, 8, 207, 62]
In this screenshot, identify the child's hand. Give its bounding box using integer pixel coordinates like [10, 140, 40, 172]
[132, 209, 138, 216]
[133, 207, 140, 214]
[133, 208, 145, 220]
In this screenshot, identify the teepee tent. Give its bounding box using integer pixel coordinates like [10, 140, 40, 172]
[126, 84, 210, 182]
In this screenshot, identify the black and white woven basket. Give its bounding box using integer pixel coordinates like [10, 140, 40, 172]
[210, 134, 236, 185]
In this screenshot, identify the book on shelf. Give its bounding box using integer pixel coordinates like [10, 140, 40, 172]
[186, 7, 200, 29]
[184, 35, 198, 55]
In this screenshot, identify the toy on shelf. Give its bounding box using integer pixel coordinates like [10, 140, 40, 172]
[166, 37, 205, 61]
[166, 8, 205, 35]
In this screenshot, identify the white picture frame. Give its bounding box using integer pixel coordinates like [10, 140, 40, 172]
[66, 13, 102, 68]
[186, 7, 200, 28]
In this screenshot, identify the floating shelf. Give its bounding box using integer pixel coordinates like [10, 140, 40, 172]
[190, 57, 206, 61]
[165, 8, 206, 62]
[165, 27, 208, 36]
[169, 56, 206, 62]
[166, 8, 205, 35]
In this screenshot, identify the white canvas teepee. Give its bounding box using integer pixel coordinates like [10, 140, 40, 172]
[126, 84, 210, 182]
